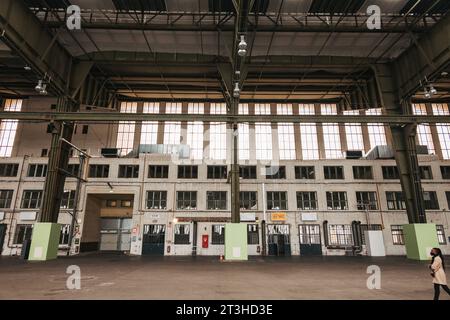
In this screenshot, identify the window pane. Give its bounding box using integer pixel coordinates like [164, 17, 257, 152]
[141, 102, 159, 145]
[432, 104, 450, 159]
[321, 103, 342, 159]
[344, 110, 364, 152]
[366, 109, 387, 148]
[0, 99, 22, 157]
[412, 104, 435, 154]
[116, 102, 137, 156]
[299, 104, 319, 160]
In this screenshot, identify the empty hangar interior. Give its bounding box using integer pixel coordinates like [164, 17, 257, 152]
[0, 0, 449, 260]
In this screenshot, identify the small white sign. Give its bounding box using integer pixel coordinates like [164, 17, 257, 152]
[0, 212, 4, 221]
[232, 247, 241, 258]
[301, 212, 318, 221]
[20, 211, 37, 221]
[33, 247, 43, 259]
[240, 212, 256, 222]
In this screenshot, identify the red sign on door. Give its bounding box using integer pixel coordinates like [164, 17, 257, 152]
[202, 235, 209, 248]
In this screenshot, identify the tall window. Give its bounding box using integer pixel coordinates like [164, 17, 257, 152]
[412, 104, 435, 154]
[255, 104, 272, 160]
[60, 190, 76, 209]
[116, 102, 137, 156]
[321, 104, 342, 159]
[176, 191, 197, 210]
[436, 225, 446, 245]
[141, 102, 159, 145]
[240, 191, 257, 210]
[209, 103, 227, 160]
[298, 104, 319, 160]
[344, 110, 364, 152]
[328, 225, 353, 246]
[21, 190, 43, 209]
[277, 104, 295, 160]
[164, 102, 182, 145]
[238, 104, 250, 160]
[187, 103, 204, 160]
[366, 109, 387, 148]
[326, 192, 348, 210]
[211, 225, 225, 245]
[386, 191, 406, 210]
[174, 224, 190, 244]
[0, 99, 22, 157]
[146, 191, 167, 210]
[432, 104, 450, 159]
[266, 191, 287, 210]
[0, 190, 13, 208]
[391, 225, 405, 245]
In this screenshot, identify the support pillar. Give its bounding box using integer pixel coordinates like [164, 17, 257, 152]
[225, 100, 247, 261]
[29, 98, 78, 261]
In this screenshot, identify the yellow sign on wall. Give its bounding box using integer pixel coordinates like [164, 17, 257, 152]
[271, 212, 287, 221]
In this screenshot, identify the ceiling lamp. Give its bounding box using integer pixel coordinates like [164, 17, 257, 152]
[424, 88, 431, 99]
[39, 83, 48, 95]
[35, 80, 43, 92]
[238, 35, 247, 57]
[429, 85, 437, 95]
[233, 82, 240, 98]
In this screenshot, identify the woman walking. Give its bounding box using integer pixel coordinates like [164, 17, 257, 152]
[429, 248, 450, 300]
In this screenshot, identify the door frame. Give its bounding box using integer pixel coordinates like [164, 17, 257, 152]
[266, 224, 291, 256]
[298, 224, 323, 256]
[142, 224, 166, 255]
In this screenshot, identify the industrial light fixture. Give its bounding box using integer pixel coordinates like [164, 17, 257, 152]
[238, 35, 247, 57]
[39, 83, 48, 95]
[421, 78, 437, 99]
[429, 85, 437, 95]
[24, 65, 31, 71]
[35, 79, 44, 92]
[233, 82, 240, 98]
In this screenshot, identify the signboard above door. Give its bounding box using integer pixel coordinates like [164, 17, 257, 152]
[271, 212, 286, 222]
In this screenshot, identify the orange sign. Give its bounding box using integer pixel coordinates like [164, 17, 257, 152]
[271, 212, 287, 221]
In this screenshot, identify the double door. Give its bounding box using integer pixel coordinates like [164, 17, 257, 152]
[142, 224, 166, 255]
[299, 224, 322, 256]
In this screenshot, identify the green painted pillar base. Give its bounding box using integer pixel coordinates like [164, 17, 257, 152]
[403, 223, 439, 260]
[224, 223, 248, 261]
[28, 223, 61, 261]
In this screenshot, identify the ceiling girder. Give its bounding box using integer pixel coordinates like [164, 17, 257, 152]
[1, 111, 450, 124]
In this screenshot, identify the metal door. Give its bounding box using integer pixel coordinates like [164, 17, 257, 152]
[267, 224, 291, 256]
[0, 224, 6, 254]
[100, 218, 132, 251]
[299, 224, 322, 256]
[142, 224, 166, 255]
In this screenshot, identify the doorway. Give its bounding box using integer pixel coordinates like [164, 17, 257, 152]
[267, 224, 291, 256]
[142, 224, 166, 255]
[298, 224, 322, 256]
[81, 194, 134, 252]
[0, 224, 6, 254]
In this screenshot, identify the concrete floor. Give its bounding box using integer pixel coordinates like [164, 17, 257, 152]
[0, 253, 448, 300]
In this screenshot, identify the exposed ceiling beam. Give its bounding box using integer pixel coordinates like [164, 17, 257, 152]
[1, 111, 450, 124]
[0, 0, 72, 95]
[392, 10, 450, 101]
